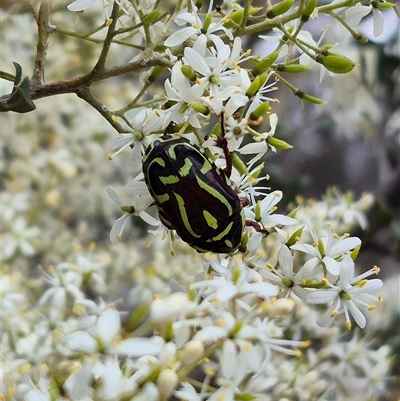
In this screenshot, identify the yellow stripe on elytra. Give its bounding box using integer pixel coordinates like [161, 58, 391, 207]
[173, 192, 201, 238]
[203, 210, 218, 229]
[209, 221, 234, 241]
[168, 144, 178, 160]
[153, 157, 165, 167]
[159, 175, 180, 185]
[200, 159, 213, 174]
[155, 193, 170, 204]
[179, 158, 193, 177]
[196, 177, 233, 215]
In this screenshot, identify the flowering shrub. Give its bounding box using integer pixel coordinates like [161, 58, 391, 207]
[1, 0, 399, 400]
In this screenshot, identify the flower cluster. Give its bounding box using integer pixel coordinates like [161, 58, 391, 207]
[2, 0, 398, 400]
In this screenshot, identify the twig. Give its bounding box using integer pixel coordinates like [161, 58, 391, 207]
[32, 1, 52, 85]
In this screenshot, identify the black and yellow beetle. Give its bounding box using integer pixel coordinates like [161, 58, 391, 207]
[142, 133, 246, 253]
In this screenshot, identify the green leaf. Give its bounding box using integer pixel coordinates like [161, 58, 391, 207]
[13, 61, 22, 84]
[6, 62, 36, 113]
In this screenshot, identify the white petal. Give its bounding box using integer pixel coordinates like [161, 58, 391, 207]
[316, 309, 335, 327]
[184, 48, 211, 76]
[245, 282, 278, 299]
[338, 254, 355, 287]
[221, 340, 236, 379]
[140, 211, 161, 226]
[346, 301, 366, 328]
[63, 363, 93, 399]
[67, 331, 97, 353]
[67, 0, 97, 12]
[329, 236, 361, 257]
[306, 289, 338, 304]
[110, 213, 131, 243]
[291, 244, 319, 257]
[278, 245, 294, 279]
[106, 186, 124, 206]
[116, 338, 164, 357]
[194, 326, 228, 343]
[97, 308, 121, 344]
[24, 389, 48, 401]
[345, 4, 372, 27]
[164, 27, 197, 47]
[323, 256, 341, 276]
[264, 214, 298, 227]
[372, 9, 384, 37]
[238, 141, 268, 155]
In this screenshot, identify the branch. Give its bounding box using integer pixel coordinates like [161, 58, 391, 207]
[0, 56, 173, 112]
[32, 1, 52, 85]
[92, 1, 120, 74]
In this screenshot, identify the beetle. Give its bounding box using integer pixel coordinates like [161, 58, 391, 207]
[142, 132, 246, 253]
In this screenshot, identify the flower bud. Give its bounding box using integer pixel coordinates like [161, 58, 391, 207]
[224, 9, 244, 28]
[267, 0, 294, 18]
[231, 152, 249, 175]
[201, 13, 212, 33]
[181, 65, 197, 81]
[276, 64, 311, 73]
[317, 53, 355, 74]
[181, 340, 204, 365]
[255, 201, 262, 222]
[239, 231, 249, 253]
[267, 136, 293, 150]
[246, 73, 268, 97]
[235, 393, 258, 401]
[157, 369, 178, 399]
[148, 66, 165, 83]
[143, 9, 162, 24]
[249, 102, 270, 120]
[265, 298, 296, 317]
[372, 0, 394, 9]
[317, 238, 325, 257]
[287, 226, 304, 247]
[251, 51, 280, 76]
[302, 0, 319, 20]
[209, 121, 222, 138]
[296, 90, 325, 104]
[224, 7, 261, 28]
[192, 102, 210, 115]
[351, 244, 361, 261]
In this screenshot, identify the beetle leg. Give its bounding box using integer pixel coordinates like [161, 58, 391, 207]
[246, 220, 269, 235]
[240, 197, 250, 208]
[217, 113, 233, 179]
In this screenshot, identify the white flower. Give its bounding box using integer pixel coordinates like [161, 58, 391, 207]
[92, 357, 139, 399]
[67, 0, 131, 21]
[24, 374, 51, 401]
[106, 185, 159, 243]
[164, 3, 233, 48]
[183, 38, 244, 114]
[66, 307, 121, 353]
[110, 108, 168, 171]
[291, 226, 361, 276]
[239, 317, 304, 358]
[150, 292, 197, 323]
[193, 256, 278, 303]
[306, 255, 383, 329]
[1, 217, 40, 260]
[345, 3, 384, 38]
[39, 263, 84, 311]
[175, 382, 207, 401]
[164, 60, 207, 128]
[63, 361, 93, 400]
[245, 190, 297, 229]
[259, 245, 319, 299]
